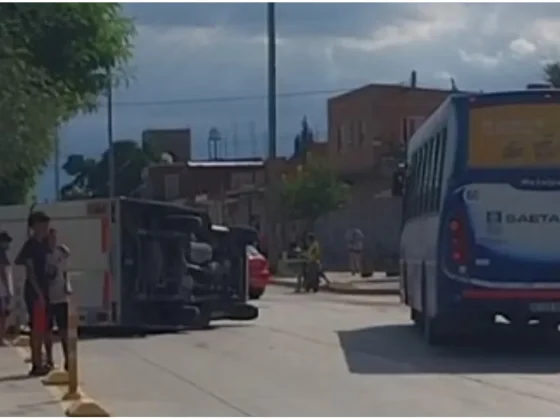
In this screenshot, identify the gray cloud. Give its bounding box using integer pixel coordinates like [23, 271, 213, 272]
[37, 3, 560, 200]
[124, 3, 413, 38]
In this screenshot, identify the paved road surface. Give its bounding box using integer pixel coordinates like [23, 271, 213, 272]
[72, 286, 560, 416]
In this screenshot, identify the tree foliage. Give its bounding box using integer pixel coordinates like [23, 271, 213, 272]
[0, 4, 135, 204]
[544, 62, 560, 87]
[281, 163, 349, 225]
[0, 3, 135, 115]
[61, 140, 157, 200]
[0, 54, 62, 204]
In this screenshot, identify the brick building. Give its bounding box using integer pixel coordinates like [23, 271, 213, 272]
[327, 83, 453, 175]
[310, 83, 456, 270]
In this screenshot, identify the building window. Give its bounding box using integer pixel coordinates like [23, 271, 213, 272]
[163, 173, 180, 200]
[349, 123, 355, 148]
[336, 126, 343, 152]
[401, 116, 425, 146]
[358, 121, 365, 146]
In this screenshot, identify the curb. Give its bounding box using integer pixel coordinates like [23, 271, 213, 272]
[270, 279, 400, 296]
[12, 346, 110, 417]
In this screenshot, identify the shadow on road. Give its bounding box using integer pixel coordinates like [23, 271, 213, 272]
[337, 323, 560, 375]
[0, 373, 33, 383]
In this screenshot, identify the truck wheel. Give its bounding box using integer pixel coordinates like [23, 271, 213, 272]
[410, 307, 421, 325]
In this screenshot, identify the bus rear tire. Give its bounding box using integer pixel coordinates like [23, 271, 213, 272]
[410, 307, 421, 324]
[421, 278, 447, 346]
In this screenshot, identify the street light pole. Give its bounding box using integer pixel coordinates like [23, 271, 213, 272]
[54, 130, 60, 201]
[107, 69, 115, 200]
[265, 2, 279, 265]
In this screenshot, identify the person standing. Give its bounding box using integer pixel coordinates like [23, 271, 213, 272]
[0, 231, 13, 346]
[345, 227, 364, 276]
[45, 228, 71, 371]
[304, 233, 321, 293]
[15, 211, 51, 376]
[294, 232, 308, 293]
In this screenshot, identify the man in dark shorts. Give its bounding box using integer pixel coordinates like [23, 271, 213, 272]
[15, 211, 51, 376]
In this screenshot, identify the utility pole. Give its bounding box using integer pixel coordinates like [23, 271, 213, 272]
[54, 130, 60, 201]
[107, 69, 115, 200]
[265, 2, 279, 266]
[250, 121, 257, 157]
[232, 122, 239, 158]
[267, 2, 277, 159]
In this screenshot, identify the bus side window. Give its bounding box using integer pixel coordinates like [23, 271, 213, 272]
[410, 151, 420, 218]
[407, 154, 417, 220]
[403, 158, 411, 220]
[420, 143, 430, 215]
[412, 149, 421, 217]
[430, 134, 441, 212]
[424, 138, 435, 214]
[435, 127, 448, 208]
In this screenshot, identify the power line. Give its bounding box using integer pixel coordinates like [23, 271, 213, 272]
[103, 87, 352, 108]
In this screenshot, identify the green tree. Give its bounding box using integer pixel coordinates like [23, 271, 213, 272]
[0, 4, 135, 114]
[0, 4, 135, 204]
[281, 163, 349, 227]
[544, 62, 560, 87]
[61, 140, 157, 200]
[0, 53, 63, 204]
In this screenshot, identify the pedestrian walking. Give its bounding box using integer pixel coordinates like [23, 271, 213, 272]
[15, 211, 51, 376]
[345, 227, 364, 276]
[44, 228, 71, 371]
[0, 231, 13, 346]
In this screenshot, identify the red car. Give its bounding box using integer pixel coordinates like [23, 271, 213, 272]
[247, 245, 270, 299]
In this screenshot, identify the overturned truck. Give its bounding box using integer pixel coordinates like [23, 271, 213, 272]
[0, 197, 259, 332]
[123, 198, 259, 329]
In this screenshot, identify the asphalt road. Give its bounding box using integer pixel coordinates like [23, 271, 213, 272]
[71, 286, 560, 416]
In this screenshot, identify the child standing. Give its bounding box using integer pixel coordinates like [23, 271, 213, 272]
[45, 229, 71, 371]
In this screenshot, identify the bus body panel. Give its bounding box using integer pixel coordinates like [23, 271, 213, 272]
[401, 89, 560, 325]
[402, 97, 460, 318]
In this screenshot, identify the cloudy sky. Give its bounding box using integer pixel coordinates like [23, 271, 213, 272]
[39, 2, 560, 199]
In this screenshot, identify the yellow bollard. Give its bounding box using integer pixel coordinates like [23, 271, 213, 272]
[63, 297, 109, 417]
[62, 297, 81, 401]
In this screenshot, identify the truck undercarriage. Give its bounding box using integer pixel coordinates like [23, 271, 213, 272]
[119, 198, 259, 330]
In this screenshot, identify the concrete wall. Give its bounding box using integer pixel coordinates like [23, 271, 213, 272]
[314, 194, 402, 272]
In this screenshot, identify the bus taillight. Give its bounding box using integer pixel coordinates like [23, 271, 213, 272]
[449, 217, 467, 264]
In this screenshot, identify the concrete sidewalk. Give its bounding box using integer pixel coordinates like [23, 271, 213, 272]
[270, 271, 399, 296]
[0, 346, 63, 416]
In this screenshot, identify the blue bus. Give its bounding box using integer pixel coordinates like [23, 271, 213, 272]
[394, 88, 560, 345]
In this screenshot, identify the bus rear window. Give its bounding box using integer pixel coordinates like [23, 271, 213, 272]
[468, 103, 560, 168]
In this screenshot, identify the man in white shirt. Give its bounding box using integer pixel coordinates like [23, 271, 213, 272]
[345, 227, 364, 276]
[0, 231, 13, 346]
